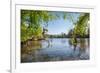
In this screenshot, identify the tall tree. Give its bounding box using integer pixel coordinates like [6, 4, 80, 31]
[21, 10, 60, 42]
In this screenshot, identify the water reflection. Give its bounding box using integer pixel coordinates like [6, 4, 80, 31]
[21, 38, 89, 63]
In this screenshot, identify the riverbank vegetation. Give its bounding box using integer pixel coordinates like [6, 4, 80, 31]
[21, 10, 56, 42]
[69, 13, 89, 45]
[21, 10, 90, 45]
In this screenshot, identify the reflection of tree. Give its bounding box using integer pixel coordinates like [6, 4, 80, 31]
[43, 39, 53, 48]
[71, 39, 89, 60]
[78, 39, 86, 57]
[21, 40, 42, 55]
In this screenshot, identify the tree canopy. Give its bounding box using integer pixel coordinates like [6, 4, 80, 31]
[21, 10, 90, 43]
[21, 10, 66, 42]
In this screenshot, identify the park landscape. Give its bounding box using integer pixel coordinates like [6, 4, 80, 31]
[21, 10, 90, 63]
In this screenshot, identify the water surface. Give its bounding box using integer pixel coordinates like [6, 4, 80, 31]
[21, 38, 89, 63]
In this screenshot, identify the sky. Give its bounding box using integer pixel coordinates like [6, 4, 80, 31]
[44, 12, 81, 35]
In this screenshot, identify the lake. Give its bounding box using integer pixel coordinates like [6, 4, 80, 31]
[21, 38, 89, 63]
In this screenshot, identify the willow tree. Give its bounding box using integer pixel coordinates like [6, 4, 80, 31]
[74, 13, 90, 37]
[65, 12, 89, 37]
[21, 10, 59, 42]
[69, 13, 90, 46]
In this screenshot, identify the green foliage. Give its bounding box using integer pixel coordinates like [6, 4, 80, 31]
[69, 13, 90, 45]
[21, 9, 89, 44]
[21, 10, 60, 42]
[74, 13, 89, 36]
[21, 24, 28, 42]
